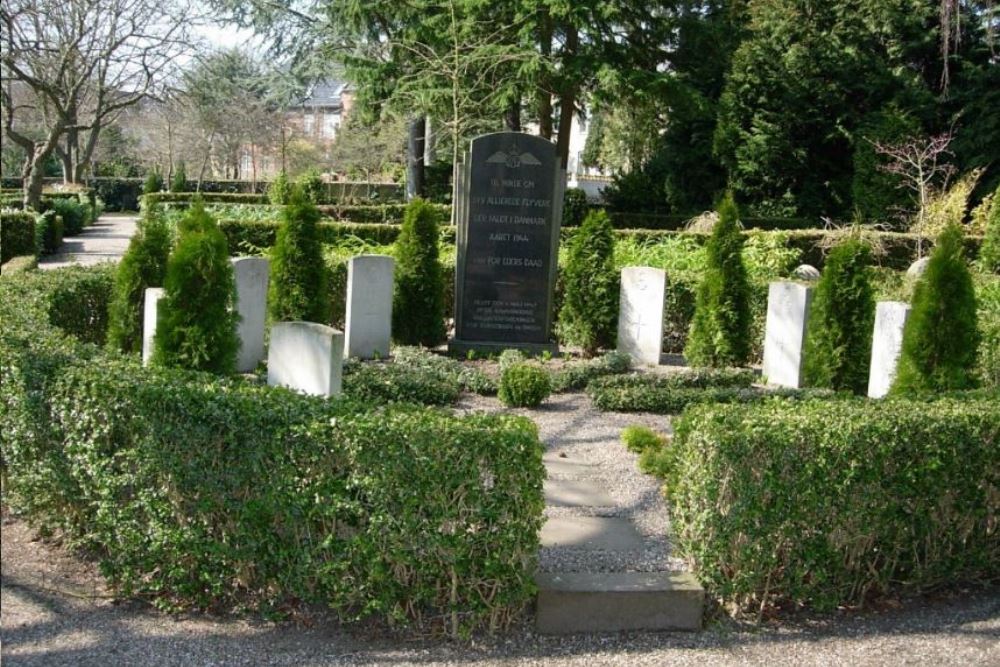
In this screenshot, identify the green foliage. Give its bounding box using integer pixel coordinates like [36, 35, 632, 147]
[559, 210, 618, 356]
[684, 193, 751, 366]
[498, 362, 551, 408]
[170, 162, 187, 193]
[143, 192, 270, 208]
[107, 212, 173, 353]
[621, 425, 663, 454]
[268, 170, 292, 205]
[550, 350, 631, 392]
[918, 169, 982, 239]
[979, 184, 1000, 273]
[621, 425, 674, 478]
[893, 225, 979, 394]
[0, 254, 37, 276]
[392, 198, 445, 347]
[297, 169, 324, 203]
[152, 203, 239, 373]
[1, 212, 36, 263]
[49, 197, 92, 236]
[669, 397, 1000, 613]
[1, 268, 544, 631]
[34, 210, 64, 255]
[268, 189, 330, 323]
[976, 279, 1000, 389]
[561, 188, 589, 227]
[143, 170, 164, 195]
[342, 360, 460, 405]
[852, 106, 921, 223]
[803, 238, 875, 393]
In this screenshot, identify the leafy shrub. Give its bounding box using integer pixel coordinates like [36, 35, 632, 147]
[550, 350, 631, 392]
[621, 425, 662, 454]
[976, 279, 1000, 388]
[669, 397, 1000, 613]
[143, 170, 164, 195]
[342, 360, 460, 405]
[893, 224, 979, 394]
[917, 169, 981, 239]
[559, 210, 618, 356]
[49, 197, 92, 236]
[980, 184, 1000, 273]
[621, 425, 674, 477]
[562, 187, 589, 227]
[170, 162, 187, 193]
[34, 210, 63, 254]
[268, 170, 292, 205]
[107, 211, 173, 353]
[393, 199, 446, 346]
[802, 238, 875, 393]
[0, 254, 37, 276]
[684, 193, 751, 367]
[1, 212, 36, 263]
[298, 169, 324, 203]
[498, 362, 552, 408]
[152, 202, 239, 373]
[393, 346, 496, 395]
[268, 189, 330, 323]
[497, 348, 527, 371]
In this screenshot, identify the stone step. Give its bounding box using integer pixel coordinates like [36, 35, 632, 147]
[535, 571, 704, 634]
[541, 516, 645, 550]
[543, 478, 616, 507]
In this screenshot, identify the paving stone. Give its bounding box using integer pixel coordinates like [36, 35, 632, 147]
[541, 516, 646, 551]
[544, 479, 616, 507]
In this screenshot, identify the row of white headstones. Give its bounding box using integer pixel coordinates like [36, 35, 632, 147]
[141, 254, 396, 397]
[617, 266, 909, 398]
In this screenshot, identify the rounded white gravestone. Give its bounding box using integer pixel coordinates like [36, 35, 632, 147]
[792, 264, 821, 281]
[907, 257, 930, 278]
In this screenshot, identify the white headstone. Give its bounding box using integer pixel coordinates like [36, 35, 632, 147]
[232, 257, 270, 372]
[142, 287, 165, 367]
[762, 281, 813, 388]
[267, 322, 344, 397]
[867, 301, 911, 398]
[793, 264, 821, 281]
[907, 257, 930, 278]
[617, 266, 666, 366]
[344, 254, 395, 359]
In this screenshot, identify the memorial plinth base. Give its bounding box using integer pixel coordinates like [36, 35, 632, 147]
[448, 338, 559, 357]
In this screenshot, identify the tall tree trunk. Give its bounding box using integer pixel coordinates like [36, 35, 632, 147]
[407, 115, 426, 200]
[504, 98, 521, 132]
[554, 25, 579, 169]
[424, 117, 436, 166]
[537, 14, 553, 140]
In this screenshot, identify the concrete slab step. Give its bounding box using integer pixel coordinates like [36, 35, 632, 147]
[544, 478, 616, 507]
[541, 516, 645, 550]
[535, 571, 703, 634]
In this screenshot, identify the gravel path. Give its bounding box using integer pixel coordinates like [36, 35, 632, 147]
[38, 213, 137, 270]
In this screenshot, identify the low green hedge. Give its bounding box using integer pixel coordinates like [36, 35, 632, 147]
[1, 211, 36, 263]
[142, 192, 271, 208]
[317, 202, 450, 225]
[668, 397, 1000, 612]
[35, 210, 64, 254]
[0, 254, 37, 276]
[0, 267, 544, 632]
[587, 369, 769, 414]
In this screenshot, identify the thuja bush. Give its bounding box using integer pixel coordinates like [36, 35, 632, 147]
[143, 170, 164, 195]
[892, 224, 979, 394]
[107, 211, 173, 353]
[268, 169, 292, 205]
[269, 189, 330, 323]
[559, 210, 618, 356]
[152, 202, 239, 373]
[802, 238, 875, 394]
[170, 162, 187, 193]
[684, 193, 751, 367]
[393, 198, 445, 346]
[298, 169, 324, 203]
[0, 265, 545, 634]
[669, 397, 1000, 613]
[498, 362, 552, 408]
[980, 184, 1000, 273]
[49, 197, 92, 236]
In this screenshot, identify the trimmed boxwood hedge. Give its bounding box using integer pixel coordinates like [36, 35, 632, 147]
[668, 397, 1000, 613]
[1, 211, 37, 264]
[142, 192, 271, 208]
[0, 267, 545, 633]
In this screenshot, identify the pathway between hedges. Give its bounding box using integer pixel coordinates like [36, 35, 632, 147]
[38, 213, 138, 270]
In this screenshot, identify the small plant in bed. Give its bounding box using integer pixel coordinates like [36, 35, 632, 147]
[499, 362, 552, 408]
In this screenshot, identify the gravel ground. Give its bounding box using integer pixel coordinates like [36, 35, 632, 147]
[455, 392, 685, 573]
[38, 213, 137, 269]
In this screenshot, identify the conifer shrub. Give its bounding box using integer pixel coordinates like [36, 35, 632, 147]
[152, 202, 238, 373]
[297, 169, 324, 203]
[169, 162, 187, 193]
[802, 238, 875, 394]
[498, 362, 551, 408]
[50, 197, 91, 236]
[562, 187, 589, 227]
[684, 193, 751, 367]
[268, 170, 292, 205]
[558, 210, 618, 356]
[851, 105, 920, 223]
[980, 184, 1000, 274]
[392, 198, 445, 346]
[268, 188, 329, 323]
[892, 224, 979, 394]
[143, 170, 164, 195]
[107, 211, 173, 353]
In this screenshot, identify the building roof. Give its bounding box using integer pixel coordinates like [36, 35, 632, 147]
[300, 79, 350, 110]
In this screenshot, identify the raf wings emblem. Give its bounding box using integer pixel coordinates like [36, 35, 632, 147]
[486, 141, 542, 168]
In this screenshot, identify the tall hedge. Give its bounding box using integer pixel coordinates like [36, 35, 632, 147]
[684, 193, 751, 366]
[152, 202, 238, 373]
[393, 198, 445, 346]
[1, 211, 36, 264]
[558, 210, 619, 356]
[892, 224, 979, 394]
[107, 211, 173, 353]
[802, 238, 875, 393]
[268, 189, 329, 323]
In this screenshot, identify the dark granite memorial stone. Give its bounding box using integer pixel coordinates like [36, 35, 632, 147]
[451, 132, 564, 354]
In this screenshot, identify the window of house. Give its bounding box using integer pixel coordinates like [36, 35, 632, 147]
[322, 112, 341, 139]
[303, 111, 315, 135]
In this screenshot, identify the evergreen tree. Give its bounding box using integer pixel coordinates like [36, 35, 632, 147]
[107, 211, 173, 353]
[684, 192, 751, 367]
[802, 238, 875, 393]
[852, 105, 921, 224]
[559, 209, 618, 356]
[170, 162, 187, 193]
[152, 201, 239, 373]
[268, 187, 329, 323]
[392, 198, 445, 346]
[143, 169, 163, 195]
[892, 224, 979, 394]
